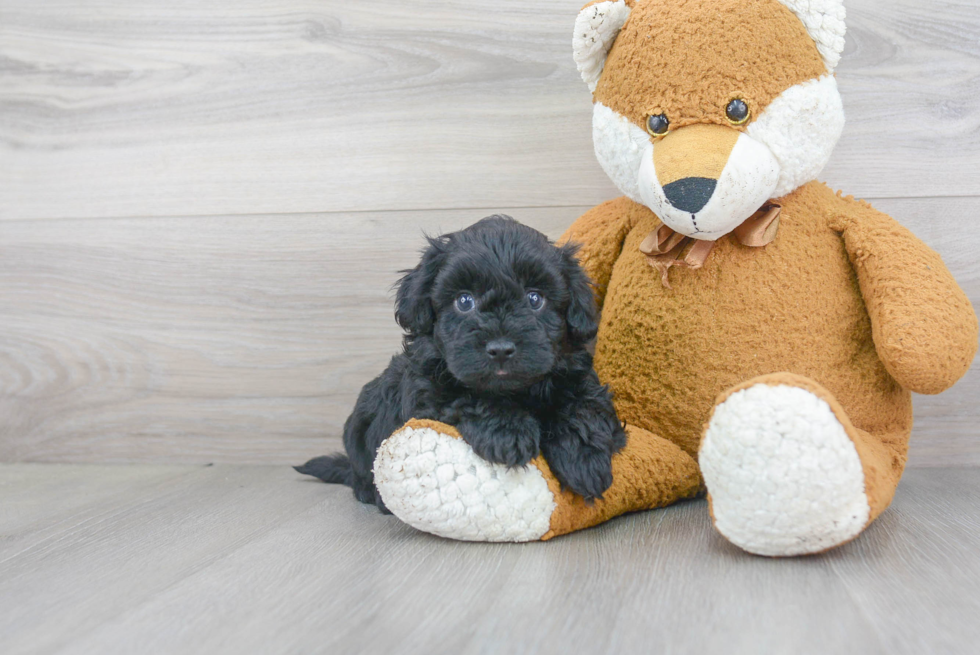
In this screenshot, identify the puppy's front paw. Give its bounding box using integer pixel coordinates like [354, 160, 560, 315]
[459, 414, 541, 469]
[542, 442, 614, 502]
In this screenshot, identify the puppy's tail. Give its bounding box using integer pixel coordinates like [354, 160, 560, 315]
[294, 453, 353, 486]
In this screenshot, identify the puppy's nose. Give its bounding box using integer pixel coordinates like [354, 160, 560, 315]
[662, 177, 716, 214]
[485, 339, 516, 362]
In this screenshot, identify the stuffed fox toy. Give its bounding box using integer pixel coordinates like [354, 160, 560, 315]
[370, 0, 979, 555]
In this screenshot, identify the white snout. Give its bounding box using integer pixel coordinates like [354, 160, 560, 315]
[637, 135, 781, 240]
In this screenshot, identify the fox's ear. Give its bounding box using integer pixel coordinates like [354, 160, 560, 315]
[572, 0, 632, 93]
[776, 0, 847, 73]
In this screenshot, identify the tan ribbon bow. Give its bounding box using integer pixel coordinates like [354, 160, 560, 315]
[639, 204, 782, 288]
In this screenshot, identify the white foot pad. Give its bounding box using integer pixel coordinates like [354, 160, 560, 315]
[374, 425, 556, 542]
[700, 384, 870, 556]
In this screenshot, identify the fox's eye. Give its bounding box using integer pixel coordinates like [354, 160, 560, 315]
[726, 98, 750, 125]
[646, 113, 669, 136]
[526, 291, 545, 311]
[455, 293, 475, 312]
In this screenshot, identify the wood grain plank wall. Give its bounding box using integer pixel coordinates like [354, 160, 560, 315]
[1, 201, 977, 466]
[1, 0, 978, 465]
[1, 0, 979, 221]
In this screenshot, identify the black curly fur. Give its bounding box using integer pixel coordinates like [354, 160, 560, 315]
[293, 454, 352, 486]
[296, 215, 626, 512]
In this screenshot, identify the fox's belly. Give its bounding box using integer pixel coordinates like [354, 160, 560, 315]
[595, 200, 910, 457]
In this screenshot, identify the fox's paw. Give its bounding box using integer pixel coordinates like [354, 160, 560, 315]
[373, 420, 556, 542]
[700, 381, 871, 556]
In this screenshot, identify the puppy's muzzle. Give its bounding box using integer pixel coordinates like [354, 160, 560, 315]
[486, 339, 516, 363]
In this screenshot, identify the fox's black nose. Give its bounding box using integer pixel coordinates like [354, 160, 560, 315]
[662, 177, 717, 214]
[486, 339, 517, 362]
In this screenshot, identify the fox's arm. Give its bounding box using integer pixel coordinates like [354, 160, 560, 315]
[830, 195, 978, 395]
[559, 197, 637, 310]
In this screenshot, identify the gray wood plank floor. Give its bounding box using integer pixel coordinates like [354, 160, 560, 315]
[0, 463, 977, 655]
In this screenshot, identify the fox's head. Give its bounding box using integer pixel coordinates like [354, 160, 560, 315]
[574, 0, 846, 239]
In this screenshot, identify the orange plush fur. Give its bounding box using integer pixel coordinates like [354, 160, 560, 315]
[593, 0, 825, 131]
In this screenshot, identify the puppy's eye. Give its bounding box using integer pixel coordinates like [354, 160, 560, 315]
[526, 291, 545, 311]
[646, 113, 669, 136]
[455, 293, 475, 313]
[725, 98, 750, 125]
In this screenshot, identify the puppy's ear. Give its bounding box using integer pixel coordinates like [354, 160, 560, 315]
[395, 235, 448, 337]
[558, 242, 599, 346]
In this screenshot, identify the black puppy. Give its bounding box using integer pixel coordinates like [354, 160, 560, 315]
[296, 215, 626, 511]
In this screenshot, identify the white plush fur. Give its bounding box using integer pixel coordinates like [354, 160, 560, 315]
[776, 0, 847, 73]
[592, 101, 647, 205]
[748, 74, 845, 198]
[573, 0, 631, 92]
[374, 426, 556, 542]
[638, 133, 781, 239]
[699, 384, 870, 556]
[592, 73, 844, 237]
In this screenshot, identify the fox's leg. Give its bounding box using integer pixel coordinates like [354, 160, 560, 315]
[699, 373, 909, 557]
[374, 419, 701, 542]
